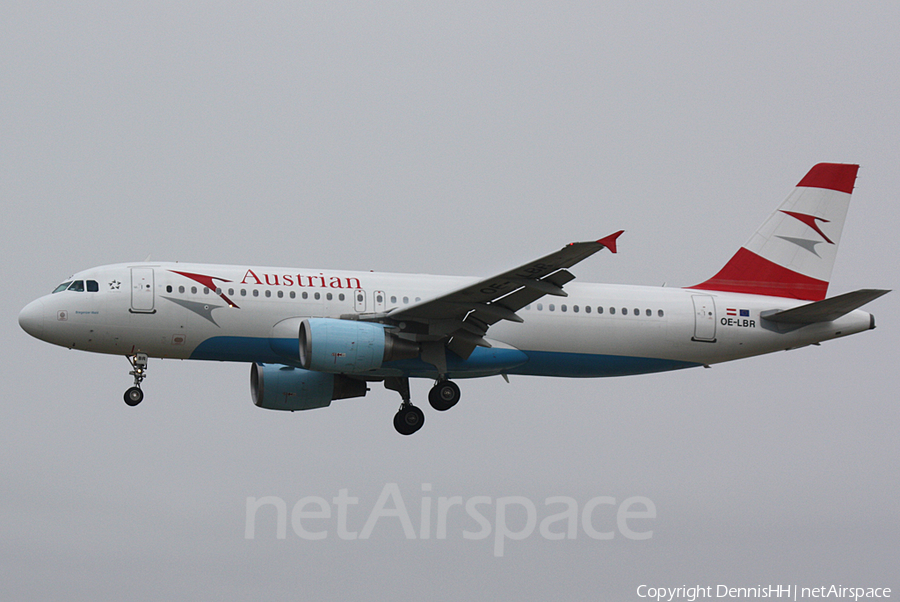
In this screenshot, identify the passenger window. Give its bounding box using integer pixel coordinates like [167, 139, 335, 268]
[53, 282, 72, 293]
[166, 285, 173, 293]
[253, 289, 259, 297]
[573, 305, 579, 313]
[339, 293, 345, 301]
[302, 292, 308, 299]
[277, 291, 283, 298]
[376, 294, 383, 303]
[645, 309, 651, 317]
[585, 306, 591, 314]
[68, 281, 85, 292]
[536, 303, 543, 311]
[87, 280, 99, 292]
[265, 290, 271, 298]
[403, 296, 409, 304]
[204, 287, 210, 294]
[326, 293, 333, 301]
[561, 304, 567, 312]
[391, 296, 397, 304]
[610, 307, 615, 315]
[549, 304, 555, 311]
[240, 289, 247, 296]
[597, 306, 603, 314]
[621, 308, 627, 315]
[658, 309, 664, 317]
[191, 286, 197, 294]
[314, 292, 321, 300]
[179, 286, 185, 293]
[290, 292, 296, 299]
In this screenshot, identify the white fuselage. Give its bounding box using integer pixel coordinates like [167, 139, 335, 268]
[19, 262, 875, 380]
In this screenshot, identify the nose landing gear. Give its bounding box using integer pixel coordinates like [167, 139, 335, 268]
[124, 353, 148, 406]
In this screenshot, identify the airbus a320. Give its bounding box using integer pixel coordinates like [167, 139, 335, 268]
[19, 163, 888, 434]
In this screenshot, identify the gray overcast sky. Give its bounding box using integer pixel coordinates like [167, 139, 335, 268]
[2, 2, 898, 600]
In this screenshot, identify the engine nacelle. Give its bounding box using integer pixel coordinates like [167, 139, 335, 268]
[298, 318, 419, 374]
[250, 363, 368, 411]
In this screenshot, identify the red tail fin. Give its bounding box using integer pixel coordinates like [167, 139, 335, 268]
[688, 163, 859, 301]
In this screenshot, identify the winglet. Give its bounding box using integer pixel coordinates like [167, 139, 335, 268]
[596, 230, 624, 254]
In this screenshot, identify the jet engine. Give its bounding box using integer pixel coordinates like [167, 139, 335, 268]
[297, 318, 419, 373]
[250, 363, 368, 411]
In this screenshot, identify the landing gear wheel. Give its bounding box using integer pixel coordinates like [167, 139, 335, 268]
[124, 386, 144, 406]
[393, 405, 425, 435]
[124, 353, 149, 407]
[428, 380, 460, 411]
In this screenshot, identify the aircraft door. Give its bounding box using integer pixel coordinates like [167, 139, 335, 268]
[131, 268, 155, 313]
[374, 290, 386, 313]
[691, 295, 716, 342]
[354, 289, 366, 312]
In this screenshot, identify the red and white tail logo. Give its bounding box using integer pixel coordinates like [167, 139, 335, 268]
[689, 163, 859, 300]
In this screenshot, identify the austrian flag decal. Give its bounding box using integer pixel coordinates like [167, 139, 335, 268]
[721, 307, 756, 329]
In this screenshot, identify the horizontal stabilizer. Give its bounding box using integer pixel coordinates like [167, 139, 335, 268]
[761, 289, 890, 324]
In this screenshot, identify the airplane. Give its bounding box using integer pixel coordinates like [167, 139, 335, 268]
[18, 163, 889, 435]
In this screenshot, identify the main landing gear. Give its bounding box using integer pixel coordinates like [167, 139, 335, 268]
[428, 380, 460, 412]
[386, 377, 462, 435]
[385, 377, 423, 436]
[124, 353, 148, 406]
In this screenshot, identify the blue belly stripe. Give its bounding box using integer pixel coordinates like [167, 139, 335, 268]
[189, 336, 700, 378]
[191, 336, 290, 364]
[507, 350, 700, 377]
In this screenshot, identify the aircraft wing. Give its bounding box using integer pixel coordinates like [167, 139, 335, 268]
[381, 231, 623, 359]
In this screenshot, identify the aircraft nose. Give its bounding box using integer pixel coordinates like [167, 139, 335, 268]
[19, 298, 46, 340]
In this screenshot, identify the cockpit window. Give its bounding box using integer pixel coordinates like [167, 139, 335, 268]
[53, 280, 98, 292]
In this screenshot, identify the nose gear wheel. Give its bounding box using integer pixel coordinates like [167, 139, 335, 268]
[124, 353, 149, 406]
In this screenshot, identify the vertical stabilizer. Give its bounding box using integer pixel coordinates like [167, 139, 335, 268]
[688, 163, 859, 300]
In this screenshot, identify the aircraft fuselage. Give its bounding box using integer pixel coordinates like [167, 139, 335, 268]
[19, 262, 874, 380]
